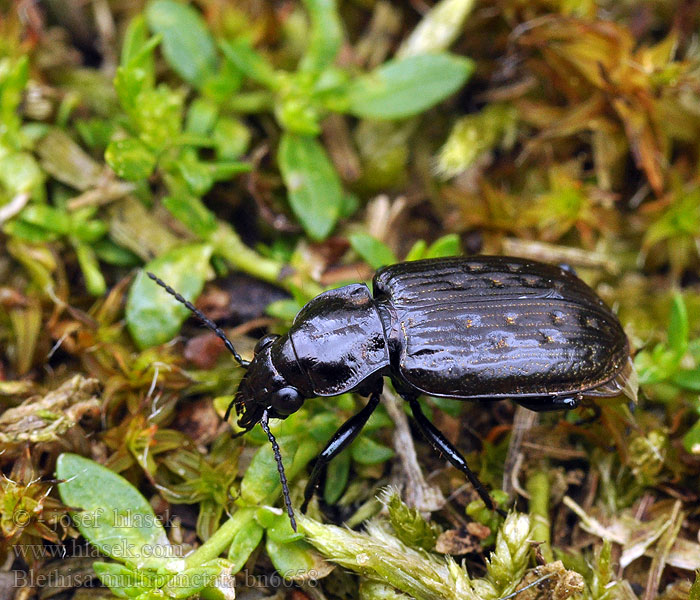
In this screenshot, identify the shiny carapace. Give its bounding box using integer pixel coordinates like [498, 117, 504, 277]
[149, 256, 633, 530]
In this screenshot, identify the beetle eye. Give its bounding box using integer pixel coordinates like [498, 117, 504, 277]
[254, 333, 279, 354]
[271, 387, 304, 416]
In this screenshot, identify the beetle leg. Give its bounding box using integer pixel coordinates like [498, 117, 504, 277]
[301, 391, 381, 513]
[515, 394, 581, 412]
[408, 398, 506, 517]
[571, 403, 602, 425]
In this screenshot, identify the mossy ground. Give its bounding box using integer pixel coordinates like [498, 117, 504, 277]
[1, 1, 700, 599]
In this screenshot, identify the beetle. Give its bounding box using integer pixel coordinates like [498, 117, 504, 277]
[148, 255, 632, 531]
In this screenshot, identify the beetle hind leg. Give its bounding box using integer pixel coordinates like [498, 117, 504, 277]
[408, 398, 506, 517]
[301, 391, 381, 514]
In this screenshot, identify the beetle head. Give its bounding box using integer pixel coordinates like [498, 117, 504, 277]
[232, 333, 305, 430]
[231, 332, 305, 531]
[146, 273, 300, 530]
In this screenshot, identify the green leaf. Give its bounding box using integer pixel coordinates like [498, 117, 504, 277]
[76, 118, 118, 150]
[265, 298, 303, 322]
[672, 368, 700, 391]
[114, 63, 150, 116]
[161, 190, 218, 239]
[303, 411, 343, 442]
[207, 160, 251, 183]
[6, 238, 56, 295]
[347, 53, 473, 120]
[72, 217, 109, 243]
[175, 150, 215, 196]
[240, 436, 299, 506]
[634, 346, 675, 386]
[265, 537, 327, 582]
[324, 447, 350, 505]
[185, 98, 218, 135]
[425, 234, 461, 258]
[18, 204, 70, 235]
[93, 238, 141, 267]
[683, 418, 700, 455]
[106, 137, 157, 181]
[114, 27, 161, 113]
[275, 87, 323, 135]
[0, 56, 29, 148]
[212, 117, 251, 160]
[219, 38, 279, 89]
[350, 436, 394, 465]
[690, 569, 700, 600]
[404, 240, 427, 261]
[93, 562, 161, 598]
[668, 293, 688, 356]
[121, 16, 155, 83]
[348, 233, 397, 269]
[75, 242, 107, 296]
[265, 510, 305, 544]
[428, 396, 463, 418]
[37, 128, 103, 191]
[364, 405, 393, 432]
[209, 222, 284, 284]
[146, 0, 218, 89]
[126, 243, 213, 349]
[644, 191, 700, 249]
[0, 151, 44, 195]
[136, 86, 185, 151]
[299, 0, 343, 74]
[201, 57, 244, 102]
[227, 519, 264, 574]
[56, 453, 173, 569]
[3, 219, 57, 243]
[339, 191, 359, 219]
[278, 133, 343, 240]
[254, 506, 279, 529]
[161, 565, 220, 598]
[240, 436, 318, 505]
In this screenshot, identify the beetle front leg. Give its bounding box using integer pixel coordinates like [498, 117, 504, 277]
[408, 398, 506, 517]
[301, 391, 381, 513]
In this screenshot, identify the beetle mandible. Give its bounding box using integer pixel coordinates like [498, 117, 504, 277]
[148, 255, 632, 531]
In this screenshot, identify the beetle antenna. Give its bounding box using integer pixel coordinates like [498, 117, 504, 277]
[147, 272, 250, 368]
[260, 409, 297, 532]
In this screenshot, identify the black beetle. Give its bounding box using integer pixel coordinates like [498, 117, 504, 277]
[148, 255, 632, 530]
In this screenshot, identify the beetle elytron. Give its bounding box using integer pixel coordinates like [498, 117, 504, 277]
[149, 255, 632, 530]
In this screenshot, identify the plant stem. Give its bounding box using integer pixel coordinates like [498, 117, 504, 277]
[526, 469, 553, 563]
[184, 507, 256, 569]
[211, 223, 284, 284]
[225, 91, 274, 113]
